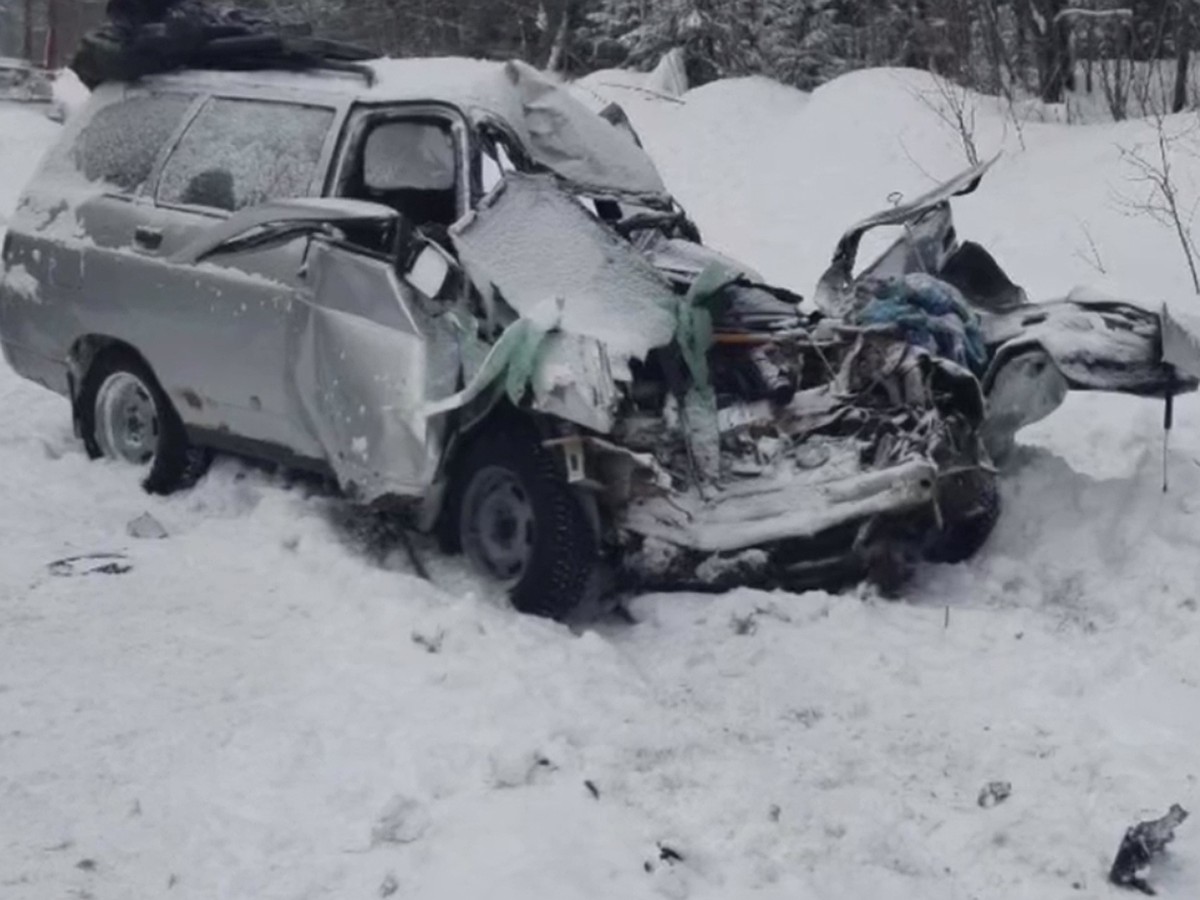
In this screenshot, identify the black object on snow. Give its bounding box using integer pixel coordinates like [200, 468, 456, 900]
[977, 780, 1012, 808]
[1109, 804, 1189, 895]
[47, 553, 133, 577]
[71, 0, 375, 90]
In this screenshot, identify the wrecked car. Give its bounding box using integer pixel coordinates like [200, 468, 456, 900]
[1, 55, 1196, 620]
[813, 158, 1198, 463]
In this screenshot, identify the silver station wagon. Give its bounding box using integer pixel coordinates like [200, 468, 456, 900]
[4, 56, 1197, 618]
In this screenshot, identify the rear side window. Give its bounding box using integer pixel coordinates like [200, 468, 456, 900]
[156, 98, 335, 212]
[72, 93, 195, 193]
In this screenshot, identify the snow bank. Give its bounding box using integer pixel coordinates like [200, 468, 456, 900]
[0, 105, 59, 237]
[579, 66, 1200, 309]
[51, 68, 91, 120]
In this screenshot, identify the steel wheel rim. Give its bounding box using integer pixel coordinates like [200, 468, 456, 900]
[461, 466, 536, 585]
[94, 371, 159, 467]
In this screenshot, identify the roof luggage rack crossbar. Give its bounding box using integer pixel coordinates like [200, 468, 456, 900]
[71, 2, 377, 90]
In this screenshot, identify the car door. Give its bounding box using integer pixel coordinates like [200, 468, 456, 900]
[287, 107, 472, 499]
[139, 94, 343, 457]
[2, 88, 202, 392]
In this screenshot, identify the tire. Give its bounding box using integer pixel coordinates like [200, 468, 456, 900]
[925, 469, 1001, 564]
[452, 424, 597, 620]
[78, 350, 204, 495]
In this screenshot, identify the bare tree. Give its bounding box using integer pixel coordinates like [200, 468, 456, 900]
[1073, 219, 1108, 274]
[1098, 48, 1132, 120]
[911, 72, 982, 166]
[1015, 0, 1073, 103]
[1116, 113, 1200, 293]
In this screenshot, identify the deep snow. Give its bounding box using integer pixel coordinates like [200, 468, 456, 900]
[3, 69, 1200, 899]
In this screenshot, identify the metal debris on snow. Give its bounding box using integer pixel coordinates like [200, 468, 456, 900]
[48, 553, 132, 577]
[1109, 803, 1189, 895]
[977, 781, 1012, 808]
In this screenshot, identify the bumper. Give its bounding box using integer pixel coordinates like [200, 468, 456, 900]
[622, 458, 937, 552]
[618, 457, 943, 592]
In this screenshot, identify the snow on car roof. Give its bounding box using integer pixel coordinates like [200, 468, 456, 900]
[148, 57, 512, 109]
[145, 57, 669, 198]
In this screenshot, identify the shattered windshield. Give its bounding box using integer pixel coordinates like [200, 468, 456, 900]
[366, 59, 668, 199]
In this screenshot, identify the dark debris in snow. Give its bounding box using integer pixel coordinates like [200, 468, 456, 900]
[1109, 804, 1189, 895]
[48, 553, 132, 577]
[977, 781, 1012, 808]
[657, 843, 685, 863]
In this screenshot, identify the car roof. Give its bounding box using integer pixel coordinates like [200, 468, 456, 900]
[138, 55, 670, 199]
[146, 57, 524, 118]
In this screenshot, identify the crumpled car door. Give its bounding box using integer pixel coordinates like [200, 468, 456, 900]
[293, 238, 460, 501]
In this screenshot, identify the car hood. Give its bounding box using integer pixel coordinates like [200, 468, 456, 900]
[451, 173, 680, 362]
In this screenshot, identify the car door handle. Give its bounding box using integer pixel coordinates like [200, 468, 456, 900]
[134, 226, 163, 251]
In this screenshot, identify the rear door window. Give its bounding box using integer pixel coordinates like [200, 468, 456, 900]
[71, 93, 196, 193]
[156, 97, 335, 213]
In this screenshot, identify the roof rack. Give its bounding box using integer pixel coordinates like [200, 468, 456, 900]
[71, 6, 376, 90]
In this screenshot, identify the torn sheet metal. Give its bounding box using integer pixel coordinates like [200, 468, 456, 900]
[420, 311, 623, 435]
[816, 157, 1000, 317]
[529, 333, 623, 434]
[980, 347, 1068, 461]
[422, 314, 552, 421]
[498, 60, 668, 198]
[831, 156, 998, 267]
[1162, 303, 1200, 383]
[640, 231, 763, 288]
[983, 300, 1185, 396]
[450, 173, 679, 363]
[622, 454, 938, 553]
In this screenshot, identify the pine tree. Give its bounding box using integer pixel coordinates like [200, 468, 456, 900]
[584, 0, 763, 84]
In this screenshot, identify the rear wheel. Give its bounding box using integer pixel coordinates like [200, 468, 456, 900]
[454, 425, 597, 620]
[79, 350, 205, 495]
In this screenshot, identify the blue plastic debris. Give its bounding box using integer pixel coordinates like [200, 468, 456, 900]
[857, 273, 987, 374]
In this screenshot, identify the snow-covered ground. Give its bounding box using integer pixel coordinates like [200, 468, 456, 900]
[4, 69, 1200, 899]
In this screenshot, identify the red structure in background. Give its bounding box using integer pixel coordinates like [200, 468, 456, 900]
[21, 0, 106, 69]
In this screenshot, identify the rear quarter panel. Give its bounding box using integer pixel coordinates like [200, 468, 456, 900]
[0, 91, 107, 396]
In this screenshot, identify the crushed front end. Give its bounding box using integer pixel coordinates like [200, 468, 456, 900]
[441, 165, 998, 597]
[592, 297, 997, 594]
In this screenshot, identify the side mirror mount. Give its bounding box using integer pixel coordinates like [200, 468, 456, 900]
[404, 241, 454, 299]
[171, 198, 401, 265]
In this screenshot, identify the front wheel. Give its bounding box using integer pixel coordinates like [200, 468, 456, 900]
[78, 350, 205, 495]
[454, 425, 597, 620]
[925, 468, 1001, 564]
